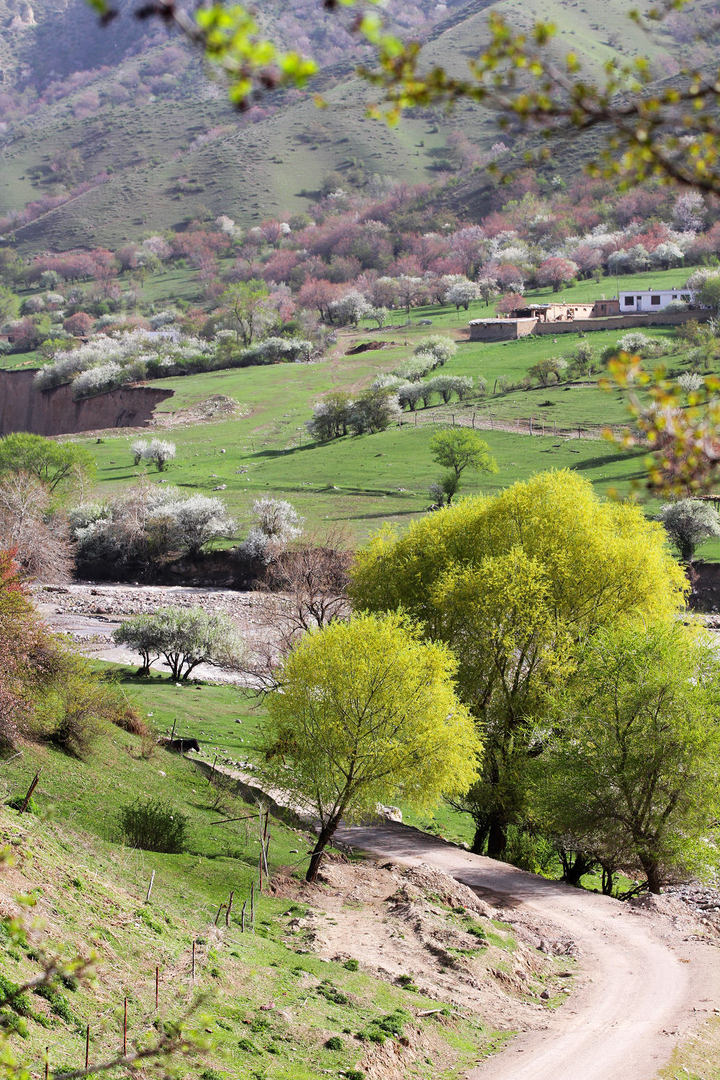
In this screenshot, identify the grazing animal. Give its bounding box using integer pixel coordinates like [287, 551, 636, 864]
[158, 736, 200, 754]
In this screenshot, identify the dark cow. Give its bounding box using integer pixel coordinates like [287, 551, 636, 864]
[158, 736, 200, 754]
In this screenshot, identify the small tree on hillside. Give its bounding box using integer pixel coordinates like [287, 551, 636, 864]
[445, 279, 479, 310]
[113, 605, 245, 681]
[239, 497, 303, 564]
[429, 429, 497, 505]
[131, 439, 148, 466]
[220, 280, 275, 345]
[261, 612, 480, 881]
[348, 387, 401, 435]
[659, 498, 720, 562]
[413, 335, 457, 365]
[496, 292, 525, 315]
[536, 257, 579, 292]
[112, 614, 161, 676]
[145, 439, 176, 472]
[0, 433, 95, 495]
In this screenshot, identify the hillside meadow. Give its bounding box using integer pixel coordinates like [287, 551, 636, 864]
[0, 699, 519, 1080]
[55, 266, 710, 551]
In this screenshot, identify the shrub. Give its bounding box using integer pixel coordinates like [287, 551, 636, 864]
[393, 353, 438, 381]
[677, 372, 704, 394]
[118, 797, 189, 853]
[38, 662, 124, 758]
[616, 332, 665, 358]
[72, 362, 127, 398]
[324, 1036, 343, 1050]
[70, 484, 236, 571]
[145, 439, 176, 471]
[33, 984, 74, 1024]
[220, 336, 313, 368]
[6, 795, 39, 815]
[413, 335, 457, 364]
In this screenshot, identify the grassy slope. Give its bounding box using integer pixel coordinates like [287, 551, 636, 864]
[0, 0, 681, 249]
[52, 267, 699, 546]
[109, 672, 481, 849]
[0, 705, 509, 1080]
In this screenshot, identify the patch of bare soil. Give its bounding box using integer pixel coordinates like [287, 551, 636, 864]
[272, 856, 574, 1036]
[151, 394, 248, 428]
[58, 395, 249, 441]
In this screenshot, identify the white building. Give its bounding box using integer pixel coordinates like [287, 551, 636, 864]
[618, 288, 694, 313]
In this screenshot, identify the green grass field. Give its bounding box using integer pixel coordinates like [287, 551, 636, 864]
[70, 268, 693, 544]
[5, 264, 709, 553]
[0, 696, 513, 1080]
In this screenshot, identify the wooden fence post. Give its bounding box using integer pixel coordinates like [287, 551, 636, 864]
[155, 965, 159, 1010]
[123, 997, 127, 1056]
[20, 772, 40, 814]
[85, 1025, 90, 1070]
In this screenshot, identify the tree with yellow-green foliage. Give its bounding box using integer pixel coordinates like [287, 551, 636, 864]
[260, 611, 480, 882]
[350, 471, 688, 859]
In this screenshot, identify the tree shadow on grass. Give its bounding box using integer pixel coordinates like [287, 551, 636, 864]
[332, 508, 423, 522]
[573, 447, 647, 471]
[251, 440, 323, 458]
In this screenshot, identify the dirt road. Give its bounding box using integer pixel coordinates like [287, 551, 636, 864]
[335, 821, 720, 1080]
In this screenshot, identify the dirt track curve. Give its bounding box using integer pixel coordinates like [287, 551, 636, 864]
[335, 821, 720, 1080]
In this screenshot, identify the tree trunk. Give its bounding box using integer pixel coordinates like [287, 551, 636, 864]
[486, 818, 507, 859]
[561, 851, 596, 887]
[306, 819, 340, 883]
[640, 854, 663, 894]
[471, 820, 489, 855]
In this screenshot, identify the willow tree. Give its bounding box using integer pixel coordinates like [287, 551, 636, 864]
[350, 470, 688, 858]
[260, 611, 480, 881]
[534, 622, 720, 893]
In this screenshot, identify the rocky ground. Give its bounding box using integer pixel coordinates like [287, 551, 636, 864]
[273, 855, 576, 1037]
[33, 581, 277, 683]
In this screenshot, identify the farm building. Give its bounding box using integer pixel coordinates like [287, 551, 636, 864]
[509, 300, 620, 322]
[469, 290, 701, 341]
[618, 289, 694, 312]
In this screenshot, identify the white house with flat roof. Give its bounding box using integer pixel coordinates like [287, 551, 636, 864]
[619, 288, 694, 313]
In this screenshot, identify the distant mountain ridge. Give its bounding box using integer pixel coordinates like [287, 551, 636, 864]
[0, 0, 715, 250]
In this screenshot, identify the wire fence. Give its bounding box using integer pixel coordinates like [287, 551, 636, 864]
[398, 407, 630, 442]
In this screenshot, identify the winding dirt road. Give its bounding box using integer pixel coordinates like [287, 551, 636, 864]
[335, 821, 720, 1080]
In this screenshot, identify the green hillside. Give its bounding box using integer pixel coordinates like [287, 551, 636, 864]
[0, 676, 560, 1079]
[0, 0, 700, 249]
